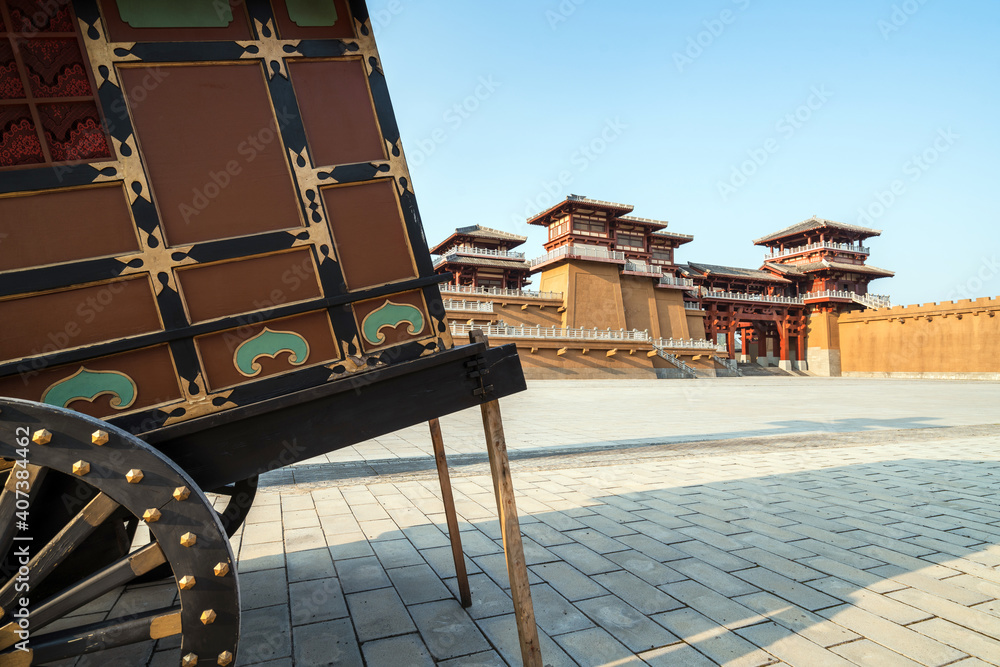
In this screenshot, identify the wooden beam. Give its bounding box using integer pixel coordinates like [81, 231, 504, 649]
[428, 419, 472, 608]
[557, 347, 568, 356]
[530, 347, 538, 354]
[480, 398, 542, 667]
[606, 348, 617, 357]
[692, 355, 702, 361]
[521, 304, 529, 311]
[557, 306, 566, 313]
[581, 348, 589, 355]
[629, 349, 635, 355]
[647, 350, 658, 357]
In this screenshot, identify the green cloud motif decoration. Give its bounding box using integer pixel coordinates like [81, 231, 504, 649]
[115, 0, 234, 27]
[234, 328, 311, 377]
[42, 367, 138, 411]
[362, 301, 425, 346]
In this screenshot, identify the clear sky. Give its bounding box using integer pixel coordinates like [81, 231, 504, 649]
[371, 0, 999, 307]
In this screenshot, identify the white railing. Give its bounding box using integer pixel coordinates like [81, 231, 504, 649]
[529, 244, 626, 268]
[440, 245, 525, 260]
[624, 261, 663, 277]
[656, 350, 698, 378]
[764, 241, 870, 261]
[700, 290, 805, 305]
[450, 322, 650, 342]
[439, 284, 563, 300]
[659, 275, 696, 288]
[653, 337, 727, 352]
[683, 302, 704, 311]
[803, 290, 891, 309]
[442, 299, 495, 313]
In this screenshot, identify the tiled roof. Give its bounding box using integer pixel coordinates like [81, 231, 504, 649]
[618, 215, 668, 231]
[435, 256, 530, 270]
[527, 195, 634, 225]
[430, 225, 527, 254]
[687, 262, 793, 284]
[753, 217, 883, 245]
[792, 260, 895, 277]
[651, 230, 695, 244]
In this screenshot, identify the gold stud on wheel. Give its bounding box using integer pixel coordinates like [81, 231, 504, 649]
[200, 609, 217, 625]
[125, 468, 144, 483]
[32, 429, 52, 445]
[178, 575, 196, 590]
[182, 653, 199, 666]
[71, 460, 90, 476]
[180, 532, 197, 548]
[173, 485, 191, 501]
[142, 508, 162, 523]
[217, 651, 234, 666]
[91, 429, 109, 445]
[213, 562, 230, 577]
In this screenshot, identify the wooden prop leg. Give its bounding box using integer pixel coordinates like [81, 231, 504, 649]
[480, 399, 543, 667]
[428, 418, 472, 608]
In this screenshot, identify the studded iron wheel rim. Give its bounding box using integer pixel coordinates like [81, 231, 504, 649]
[0, 398, 240, 666]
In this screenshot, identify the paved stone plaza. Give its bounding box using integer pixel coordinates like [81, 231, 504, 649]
[127, 377, 1000, 665]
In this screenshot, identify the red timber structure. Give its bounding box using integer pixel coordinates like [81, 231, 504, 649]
[683, 263, 808, 372]
[430, 200, 895, 379]
[431, 225, 531, 290]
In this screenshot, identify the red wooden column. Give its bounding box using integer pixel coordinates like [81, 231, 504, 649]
[778, 319, 791, 369]
[726, 330, 736, 359]
[796, 332, 806, 367]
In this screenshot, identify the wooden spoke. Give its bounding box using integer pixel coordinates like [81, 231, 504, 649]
[0, 492, 119, 613]
[210, 475, 259, 537]
[2, 606, 181, 664]
[0, 464, 46, 560]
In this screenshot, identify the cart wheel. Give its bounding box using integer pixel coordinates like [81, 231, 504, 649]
[0, 398, 240, 666]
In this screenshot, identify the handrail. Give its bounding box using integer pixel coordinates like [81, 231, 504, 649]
[437, 245, 526, 260]
[442, 299, 495, 313]
[449, 322, 650, 342]
[439, 284, 563, 300]
[764, 241, 870, 261]
[529, 244, 626, 268]
[700, 289, 805, 305]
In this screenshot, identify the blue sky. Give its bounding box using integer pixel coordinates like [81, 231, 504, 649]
[371, 0, 999, 306]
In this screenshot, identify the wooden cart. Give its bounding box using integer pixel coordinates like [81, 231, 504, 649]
[0, 1, 540, 664]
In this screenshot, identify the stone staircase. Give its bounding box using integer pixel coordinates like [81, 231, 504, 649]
[736, 362, 811, 377]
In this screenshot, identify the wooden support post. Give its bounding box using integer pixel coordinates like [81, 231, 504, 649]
[646, 350, 658, 357]
[428, 418, 472, 608]
[606, 348, 617, 357]
[556, 347, 568, 356]
[471, 332, 542, 667]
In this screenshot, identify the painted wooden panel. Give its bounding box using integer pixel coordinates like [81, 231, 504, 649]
[270, 0, 353, 39]
[0, 344, 182, 418]
[352, 289, 429, 353]
[0, 276, 161, 360]
[288, 59, 385, 166]
[0, 184, 139, 271]
[195, 310, 339, 390]
[323, 180, 417, 290]
[120, 63, 303, 246]
[177, 248, 321, 323]
[98, 0, 253, 42]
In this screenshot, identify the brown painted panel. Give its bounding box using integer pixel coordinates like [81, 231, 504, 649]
[120, 63, 302, 246]
[0, 276, 161, 360]
[352, 289, 429, 353]
[177, 248, 322, 323]
[288, 59, 385, 166]
[0, 344, 181, 418]
[322, 180, 416, 290]
[195, 310, 340, 390]
[0, 184, 139, 271]
[270, 0, 355, 40]
[98, 0, 253, 42]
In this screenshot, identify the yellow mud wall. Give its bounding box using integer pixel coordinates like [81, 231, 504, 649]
[654, 290, 691, 340]
[838, 297, 1000, 379]
[516, 345, 657, 380]
[563, 262, 625, 329]
[686, 313, 706, 340]
[494, 302, 563, 328]
[620, 275, 657, 335]
[806, 311, 842, 376]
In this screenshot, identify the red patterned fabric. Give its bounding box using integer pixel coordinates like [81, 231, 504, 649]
[0, 41, 26, 99]
[20, 38, 92, 98]
[0, 106, 44, 166]
[38, 102, 110, 161]
[7, 0, 75, 34]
